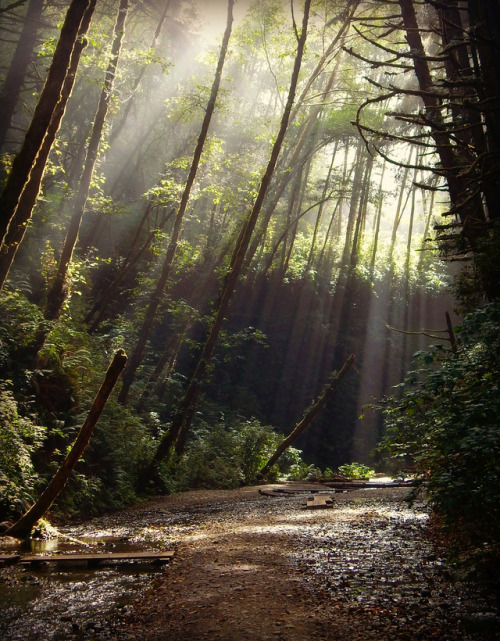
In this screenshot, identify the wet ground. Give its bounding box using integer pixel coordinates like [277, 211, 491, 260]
[1, 484, 499, 640]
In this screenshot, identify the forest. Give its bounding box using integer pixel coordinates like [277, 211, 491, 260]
[0, 0, 499, 574]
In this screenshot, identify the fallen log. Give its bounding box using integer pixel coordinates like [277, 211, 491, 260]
[320, 481, 414, 489]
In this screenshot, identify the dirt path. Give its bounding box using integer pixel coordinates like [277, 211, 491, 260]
[2, 484, 499, 640]
[103, 485, 498, 641]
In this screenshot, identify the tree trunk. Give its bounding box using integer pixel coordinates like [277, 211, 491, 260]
[0, 0, 45, 151]
[4, 350, 127, 540]
[258, 353, 355, 478]
[0, 1, 96, 291]
[369, 158, 386, 277]
[317, 139, 350, 268]
[388, 145, 414, 264]
[0, 0, 94, 249]
[44, 0, 129, 322]
[340, 139, 365, 266]
[398, 0, 486, 250]
[303, 141, 338, 276]
[245, 48, 346, 270]
[349, 152, 374, 267]
[136, 0, 312, 490]
[118, 0, 235, 405]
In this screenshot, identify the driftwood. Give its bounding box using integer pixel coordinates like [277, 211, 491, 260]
[4, 350, 127, 539]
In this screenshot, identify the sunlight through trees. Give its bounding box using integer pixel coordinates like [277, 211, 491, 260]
[0, 1, 498, 567]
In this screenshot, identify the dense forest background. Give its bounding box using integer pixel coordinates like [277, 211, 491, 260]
[0, 0, 499, 566]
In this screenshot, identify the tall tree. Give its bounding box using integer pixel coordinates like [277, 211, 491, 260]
[138, 0, 312, 489]
[118, 0, 235, 404]
[44, 0, 129, 321]
[0, 0, 44, 150]
[0, 0, 96, 250]
[0, 1, 97, 290]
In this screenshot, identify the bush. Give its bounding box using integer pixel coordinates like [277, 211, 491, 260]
[0, 384, 46, 519]
[378, 303, 500, 577]
[337, 462, 375, 479]
[54, 400, 158, 517]
[175, 418, 306, 490]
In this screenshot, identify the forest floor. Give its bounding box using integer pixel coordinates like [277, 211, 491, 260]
[1, 483, 500, 640]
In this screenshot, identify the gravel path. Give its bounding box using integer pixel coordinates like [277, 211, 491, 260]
[1, 484, 499, 640]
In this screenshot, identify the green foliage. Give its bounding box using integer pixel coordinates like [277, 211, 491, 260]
[175, 418, 305, 490]
[378, 303, 500, 575]
[0, 291, 44, 355]
[337, 462, 375, 479]
[53, 400, 157, 518]
[286, 460, 320, 481]
[0, 384, 46, 519]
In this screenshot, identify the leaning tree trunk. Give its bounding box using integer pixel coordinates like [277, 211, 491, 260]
[3, 350, 127, 540]
[44, 0, 129, 322]
[117, 0, 235, 405]
[137, 0, 313, 491]
[0, 0, 45, 151]
[0, 0, 95, 249]
[0, 1, 96, 291]
[258, 354, 356, 478]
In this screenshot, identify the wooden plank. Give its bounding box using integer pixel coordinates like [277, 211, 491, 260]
[0, 554, 21, 567]
[321, 481, 413, 489]
[302, 495, 334, 509]
[20, 551, 174, 566]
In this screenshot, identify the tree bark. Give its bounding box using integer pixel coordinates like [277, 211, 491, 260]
[0, 0, 94, 249]
[44, 0, 129, 322]
[4, 350, 127, 540]
[118, 0, 235, 405]
[398, 0, 486, 247]
[258, 353, 355, 478]
[0, 1, 96, 291]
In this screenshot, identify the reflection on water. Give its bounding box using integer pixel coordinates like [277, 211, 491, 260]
[0, 533, 169, 641]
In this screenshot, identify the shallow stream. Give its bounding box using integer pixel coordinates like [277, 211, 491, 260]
[1, 486, 499, 640]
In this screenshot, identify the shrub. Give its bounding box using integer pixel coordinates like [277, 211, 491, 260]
[0, 384, 46, 519]
[337, 462, 375, 479]
[175, 418, 306, 490]
[378, 303, 500, 577]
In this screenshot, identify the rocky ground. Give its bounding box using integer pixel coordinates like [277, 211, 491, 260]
[1, 484, 499, 640]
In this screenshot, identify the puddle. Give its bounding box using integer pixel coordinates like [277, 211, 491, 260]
[0, 531, 171, 641]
